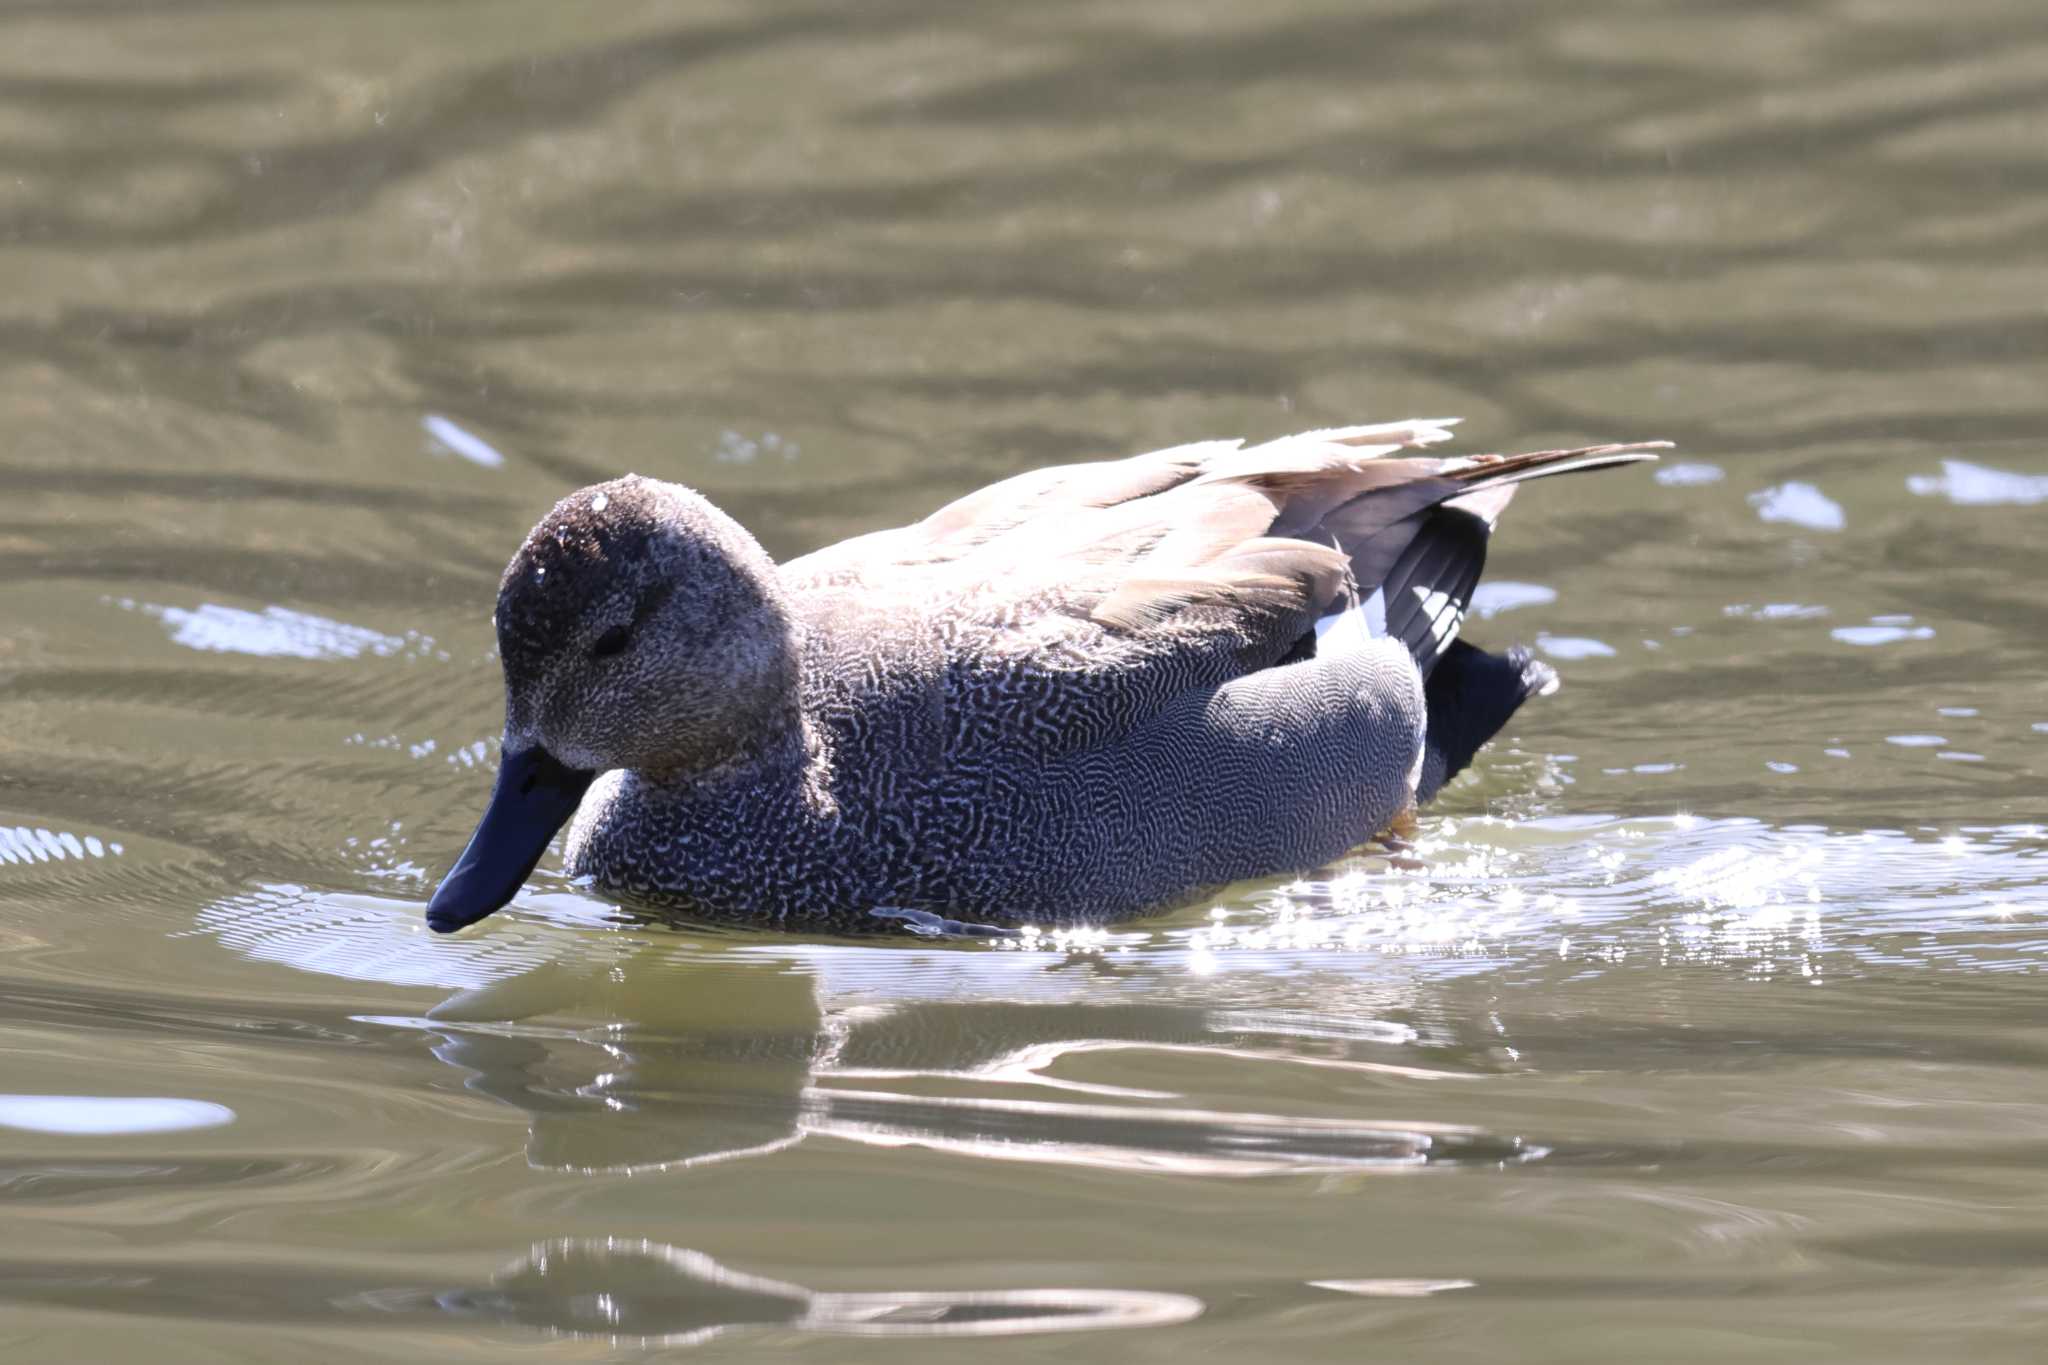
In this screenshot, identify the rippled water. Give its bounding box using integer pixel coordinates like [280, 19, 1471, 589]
[5, 1, 2048, 1359]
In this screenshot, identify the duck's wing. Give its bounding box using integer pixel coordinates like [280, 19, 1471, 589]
[790, 422, 1664, 754]
[780, 418, 1462, 591]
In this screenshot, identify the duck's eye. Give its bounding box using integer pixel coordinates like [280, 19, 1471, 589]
[590, 624, 633, 660]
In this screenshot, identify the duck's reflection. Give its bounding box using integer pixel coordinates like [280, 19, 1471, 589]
[439, 1238, 1201, 1344]
[0, 1238, 1201, 1342]
[422, 949, 822, 1172]
[406, 934, 1539, 1177]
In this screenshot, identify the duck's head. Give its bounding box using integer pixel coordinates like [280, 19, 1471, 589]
[426, 475, 799, 933]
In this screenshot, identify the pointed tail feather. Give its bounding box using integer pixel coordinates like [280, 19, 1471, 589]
[1446, 441, 1670, 493]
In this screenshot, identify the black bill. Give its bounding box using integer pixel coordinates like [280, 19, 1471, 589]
[426, 746, 596, 933]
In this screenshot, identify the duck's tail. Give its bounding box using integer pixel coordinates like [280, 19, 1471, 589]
[1415, 641, 1558, 803]
[1326, 438, 1667, 679]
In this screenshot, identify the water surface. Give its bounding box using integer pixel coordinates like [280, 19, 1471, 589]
[4, 1, 2048, 1360]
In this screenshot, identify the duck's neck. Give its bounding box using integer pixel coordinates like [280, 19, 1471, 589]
[640, 679, 817, 799]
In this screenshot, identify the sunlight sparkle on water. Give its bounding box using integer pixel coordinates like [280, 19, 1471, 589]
[0, 1095, 234, 1134]
[423, 413, 506, 467]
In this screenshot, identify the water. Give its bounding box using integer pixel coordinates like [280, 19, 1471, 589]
[5, 1, 2048, 1359]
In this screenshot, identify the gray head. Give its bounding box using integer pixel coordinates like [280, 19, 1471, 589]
[427, 475, 799, 933]
[494, 474, 800, 775]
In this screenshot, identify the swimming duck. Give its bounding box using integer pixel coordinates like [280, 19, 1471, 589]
[427, 419, 1662, 934]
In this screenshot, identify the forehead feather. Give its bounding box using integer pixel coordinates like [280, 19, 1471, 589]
[494, 480, 661, 658]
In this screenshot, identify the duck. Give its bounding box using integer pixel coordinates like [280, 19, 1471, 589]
[426, 418, 1663, 935]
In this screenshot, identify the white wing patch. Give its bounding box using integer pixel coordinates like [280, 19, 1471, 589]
[1317, 585, 1467, 664]
[1314, 586, 1388, 655]
[1314, 603, 1369, 654]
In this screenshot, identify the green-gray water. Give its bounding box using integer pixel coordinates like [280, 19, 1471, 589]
[4, 2, 2047, 1360]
